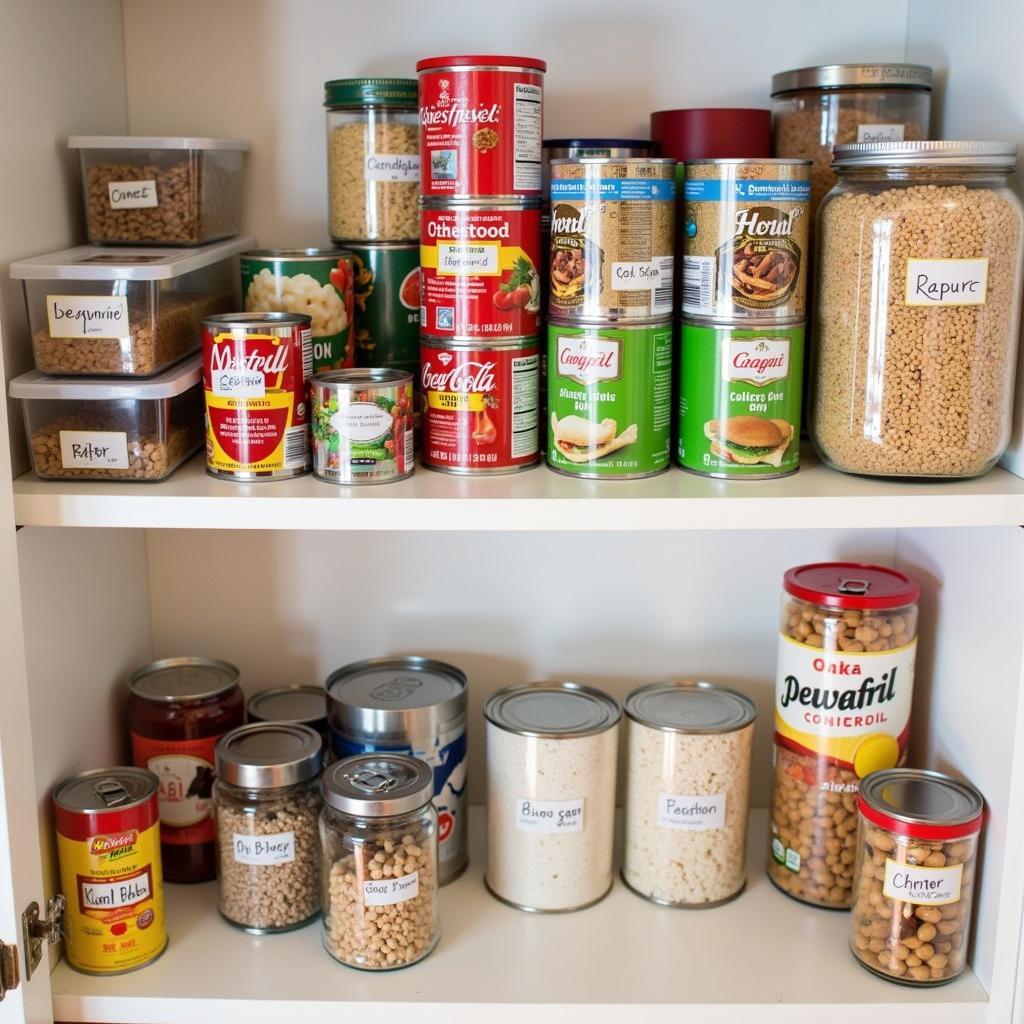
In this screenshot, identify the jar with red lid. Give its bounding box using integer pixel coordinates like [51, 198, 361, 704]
[768, 562, 920, 908]
[851, 769, 983, 985]
[128, 656, 244, 883]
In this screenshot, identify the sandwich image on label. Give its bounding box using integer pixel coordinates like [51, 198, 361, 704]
[551, 413, 638, 463]
[704, 416, 793, 468]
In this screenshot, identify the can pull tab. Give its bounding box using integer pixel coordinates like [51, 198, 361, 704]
[838, 578, 870, 595]
[94, 778, 131, 807]
[345, 769, 398, 795]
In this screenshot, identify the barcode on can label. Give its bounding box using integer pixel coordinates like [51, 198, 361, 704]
[682, 255, 715, 315]
[283, 425, 309, 467]
[301, 328, 313, 381]
[652, 255, 675, 314]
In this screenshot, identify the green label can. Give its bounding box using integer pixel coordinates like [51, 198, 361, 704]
[547, 320, 671, 478]
[677, 320, 803, 478]
[348, 243, 420, 375]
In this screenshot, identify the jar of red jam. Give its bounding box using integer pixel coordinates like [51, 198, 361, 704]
[128, 657, 244, 883]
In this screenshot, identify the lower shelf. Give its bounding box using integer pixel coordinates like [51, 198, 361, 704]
[51, 809, 988, 1023]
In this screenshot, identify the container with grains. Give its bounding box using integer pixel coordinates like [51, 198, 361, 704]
[484, 682, 620, 912]
[769, 562, 920, 909]
[851, 769, 983, 986]
[214, 723, 323, 933]
[623, 681, 756, 907]
[812, 142, 1024, 479]
[320, 753, 439, 970]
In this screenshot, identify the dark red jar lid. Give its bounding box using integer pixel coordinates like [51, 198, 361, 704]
[859, 769, 984, 842]
[783, 562, 920, 610]
[417, 55, 546, 72]
[650, 108, 771, 162]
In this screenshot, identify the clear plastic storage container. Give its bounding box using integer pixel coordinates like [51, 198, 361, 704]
[9, 354, 204, 481]
[69, 136, 250, 246]
[10, 238, 252, 377]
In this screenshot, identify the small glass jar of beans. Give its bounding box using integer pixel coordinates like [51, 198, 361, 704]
[213, 723, 323, 933]
[320, 753, 439, 970]
[851, 769, 983, 985]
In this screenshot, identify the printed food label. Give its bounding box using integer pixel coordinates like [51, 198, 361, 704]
[513, 82, 543, 191]
[724, 336, 790, 386]
[857, 124, 906, 143]
[232, 831, 295, 866]
[437, 242, 501, 275]
[363, 870, 419, 906]
[904, 258, 989, 306]
[46, 295, 129, 339]
[364, 154, 420, 182]
[516, 797, 584, 834]
[658, 793, 726, 831]
[883, 858, 963, 905]
[59, 430, 129, 470]
[79, 870, 152, 910]
[212, 368, 266, 398]
[107, 179, 159, 209]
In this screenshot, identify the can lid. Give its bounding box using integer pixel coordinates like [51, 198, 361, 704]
[247, 685, 327, 728]
[324, 77, 418, 108]
[771, 63, 933, 96]
[625, 681, 757, 734]
[203, 311, 312, 330]
[859, 769, 984, 841]
[128, 656, 240, 703]
[53, 767, 158, 814]
[313, 368, 413, 388]
[9, 353, 200, 402]
[543, 138, 653, 150]
[242, 248, 353, 260]
[650, 108, 772, 162]
[783, 563, 920, 610]
[216, 723, 322, 789]
[416, 55, 547, 72]
[322, 753, 434, 816]
[484, 682, 620, 738]
[833, 140, 1018, 168]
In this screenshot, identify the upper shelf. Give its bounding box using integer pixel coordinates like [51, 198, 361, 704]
[12, 449, 1024, 531]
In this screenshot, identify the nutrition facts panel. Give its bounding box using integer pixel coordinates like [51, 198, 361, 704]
[513, 83, 542, 192]
[511, 352, 540, 457]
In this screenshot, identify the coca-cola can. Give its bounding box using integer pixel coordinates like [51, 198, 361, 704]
[420, 337, 540, 474]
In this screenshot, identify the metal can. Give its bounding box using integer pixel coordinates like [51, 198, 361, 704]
[547, 319, 671, 479]
[677, 319, 803, 479]
[326, 657, 468, 884]
[419, 200, 542, 339]
[349, 243, 420, 374]
[682, 158, 811, 321]
[247, 685, 329, 743]
[54, 767, 166, 975]
[202, 312, 312, 481]
[311, 368, 414, 485]
[417, 54, 546, 199]
[420, 337, 540, 473]
[542, 139, 657, 197]
[241, 249, 355, 372]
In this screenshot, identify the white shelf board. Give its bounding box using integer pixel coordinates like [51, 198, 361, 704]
[51, 809, 987, 1024]
[14, 449, 1024, 532]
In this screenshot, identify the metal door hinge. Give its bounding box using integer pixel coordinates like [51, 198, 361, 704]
[0, 940, 19, 1000]
[22, 894, 65, 981]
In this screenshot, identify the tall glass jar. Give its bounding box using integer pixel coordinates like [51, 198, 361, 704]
[812, 142, 1024, 479]
[320, 753, 439, 970]
[213, 723, 323, 933]
[324, 78, 420, 243]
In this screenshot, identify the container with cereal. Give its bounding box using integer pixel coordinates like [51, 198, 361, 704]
[769, 562, 919, 909]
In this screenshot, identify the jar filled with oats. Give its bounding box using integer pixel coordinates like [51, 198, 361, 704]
[812, 142, 1024, 478]
[769, 562, 920, 909]
[325, 78, 420, 243]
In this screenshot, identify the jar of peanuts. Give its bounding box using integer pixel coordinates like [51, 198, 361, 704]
[851, 769, 983, 985]
[769, 562, 920, 909]
[320, 753, 439, 970]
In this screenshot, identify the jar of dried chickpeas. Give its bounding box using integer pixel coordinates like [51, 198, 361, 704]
[769, 562, 920, 909]
[851, 769, 983, 985]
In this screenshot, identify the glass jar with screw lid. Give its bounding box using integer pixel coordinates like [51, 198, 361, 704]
[320, 753, 439, 970]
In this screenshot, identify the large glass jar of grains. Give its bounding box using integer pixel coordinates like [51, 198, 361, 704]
[769, 562, 920, 909]
[812, 142, 1024, 479]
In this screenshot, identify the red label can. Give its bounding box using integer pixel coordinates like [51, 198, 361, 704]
[420, 201, 542, 339]
[420, 338, 540, 473]
[417, 55, 546, 199]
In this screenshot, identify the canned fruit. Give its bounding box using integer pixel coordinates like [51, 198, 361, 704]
[349, 244, 420, 371]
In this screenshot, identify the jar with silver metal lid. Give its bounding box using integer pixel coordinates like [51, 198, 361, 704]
[320, 753, 439, 969]
[623, 681, 756, 907]
[213, 723, 323, 933]
[247, 685, 328, 743]
[484, 682, 620, 912]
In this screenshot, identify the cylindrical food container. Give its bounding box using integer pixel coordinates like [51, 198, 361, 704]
[650, 109, 772, 163]
[420, 336, 540, 474]
[549, 158, 676, 323]
[682, 159, 811, 321]
[771, 63, 933, 219]
[320, 753, 440, 969]
[128, 657, 244, 883]
[677, 319, 803, 478]
[417, 55, 545, 199]
[247, 685, 328, 743]
[547, 319, 671, 479]
[484, 682, 620, 912]
[241, 249, 355, 372]
[311, 369, 414, 485]
[349, 243, 420, 374]
[213, 723, 323, 933]
[812, 141, 1024, 479]
[324, 78, 420, 243]
[326, 657, 468, 884]
[202, 312, 312, 481]
[543, 139, 656, 198]
[769, 563, 920, 909]
[623, 682, 756, 907]
[419, 200, 542, 339]
[54, 767, 166, 975]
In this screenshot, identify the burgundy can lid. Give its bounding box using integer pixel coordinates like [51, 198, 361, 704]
[417, 54, 546, 73]
[650, 108, 771, 162]
[783, 562, 920, 610]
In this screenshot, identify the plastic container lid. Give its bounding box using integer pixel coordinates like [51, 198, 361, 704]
[833, 140, 1018, 169]
[650, 108, 771, 162]
[771, 64, 933, 96]
[127, 656, 239, 704]
[216, 723, 322, 789]
[783, 562, 920, 610]
[247, 685, 327, 729]
[324, 78, 418, 108]
[322, 754, 434, 817]
[416, 55, 547, 72]
[859, 769, 984, 841]
[625, 681, 757, 734]
[484, 682, 620, 738]
[68, 135, 250, 151]
[9, 353, 201, 402]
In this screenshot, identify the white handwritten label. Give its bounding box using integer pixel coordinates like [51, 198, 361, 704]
[46, 295, 128, 339]
[905, 258, 989, 306]
[79, 871, 151, 910]
[365, 154, 420, 183]
[437, 242, 500, 275]
[657, 793, 727, 831]
[59, 430, 129, 470]
[332, 402, 391, 442]
[212, 369, 265, 398]
[883, 858, 963, 905]
[107, 179, 158, 209]
[611, 260, 669, 290]
[515, 797, 584, 834]
[856, 124, 906, 143]
[232, 831, 295, 866]
[363, 870, 419, 906]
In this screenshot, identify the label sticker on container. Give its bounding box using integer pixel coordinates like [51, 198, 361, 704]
[46, 295, 129, 339]
[107, 179, 159, 209]
[857, 124, 906, 143]
[59, 430, 129, 470]
[437, 242, 501, 275]
[904, 259, 989, 306]
[882, 858, 963, 905]
[657, 793, 726, 831]
[515, 797, 584, 833]
[513, 82, 543, 191]
[364, 154, 420, 182]
[232, 831, 295, 866]
[363, 871, 419, 906]
[78, 867, 153, 911]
